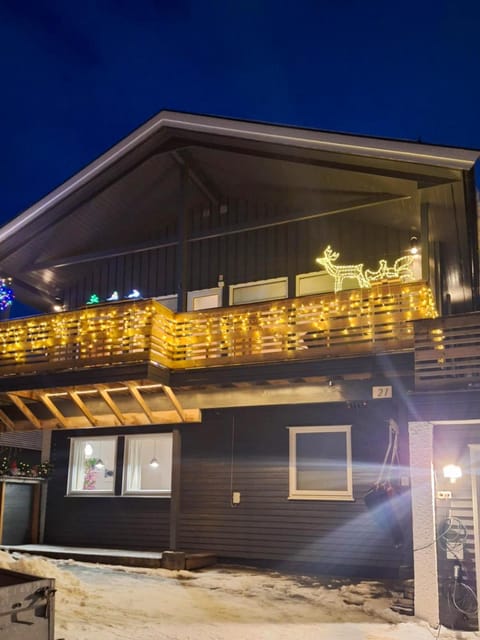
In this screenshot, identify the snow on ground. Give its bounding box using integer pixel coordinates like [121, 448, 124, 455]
[0, 550, 477, 640]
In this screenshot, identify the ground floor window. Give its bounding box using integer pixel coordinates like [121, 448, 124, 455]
[123, 434, 173, 496]
[67, 436, 117, 495]
[288, 425, 353, 500]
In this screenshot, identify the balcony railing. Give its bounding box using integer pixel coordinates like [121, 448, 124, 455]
[0, 281, 436, 380]
[415, 313, 480, 390]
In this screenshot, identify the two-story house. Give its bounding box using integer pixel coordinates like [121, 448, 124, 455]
[0, 111, 478, 629]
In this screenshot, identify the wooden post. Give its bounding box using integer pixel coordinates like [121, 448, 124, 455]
[169, 427, 182, 551]
[176, 165, 189, 312]
[0, 482, 5, 544]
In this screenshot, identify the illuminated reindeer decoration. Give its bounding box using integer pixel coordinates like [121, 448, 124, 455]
[365, 255, 414, 283]
[316, 246, 370, 292]
[316, 246, 414, 292]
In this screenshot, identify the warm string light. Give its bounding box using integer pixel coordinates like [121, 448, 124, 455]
[174, 282, 437, 360]
[0, 283, 437, 367]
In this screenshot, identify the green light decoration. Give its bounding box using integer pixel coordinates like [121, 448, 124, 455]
[85, 289, 142, 305]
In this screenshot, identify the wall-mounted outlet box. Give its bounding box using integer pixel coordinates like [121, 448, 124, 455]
[232, 491, 241, 505]
[437, 490, 452, 500]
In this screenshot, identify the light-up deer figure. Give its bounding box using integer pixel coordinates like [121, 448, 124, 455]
[316, 246, 370, 292]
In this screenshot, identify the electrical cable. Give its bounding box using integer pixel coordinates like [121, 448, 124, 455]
[439, 517, 478, 623]
[412, 516, 466, 554]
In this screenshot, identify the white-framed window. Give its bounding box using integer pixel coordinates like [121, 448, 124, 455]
[122, 433, 173, 496]
[288, 425, 353, 500]
[67, 436, 117, 495]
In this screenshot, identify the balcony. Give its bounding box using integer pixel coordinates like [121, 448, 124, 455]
[0, 281, 437, 430]
[415, 313, 480, 390]
[0, 280, 436, 379]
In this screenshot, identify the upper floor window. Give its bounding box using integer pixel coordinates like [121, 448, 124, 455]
[123, 434, 173, 496]
[288, 426, 353, 500]
[67, 436, 117, 495]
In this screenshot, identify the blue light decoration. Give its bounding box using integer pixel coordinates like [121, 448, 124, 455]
[0, 279, 15, 312]
[107, 291, 119, 301]
[127, 289, 141, 299]
[86, 294, 100, 305]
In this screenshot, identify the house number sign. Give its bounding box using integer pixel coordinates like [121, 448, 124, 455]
[372, 386, 392, 399]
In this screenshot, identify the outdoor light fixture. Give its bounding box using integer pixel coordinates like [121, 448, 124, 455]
[410, 236, 419, 255]
[53, 297, 65, 312]
[84, 443, 93, 458]
[443, 464, 462, 483]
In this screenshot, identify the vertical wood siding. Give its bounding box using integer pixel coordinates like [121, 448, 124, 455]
[63, 200, 408, 309]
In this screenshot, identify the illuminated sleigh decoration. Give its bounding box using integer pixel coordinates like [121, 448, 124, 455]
[316, 246, 414, 293]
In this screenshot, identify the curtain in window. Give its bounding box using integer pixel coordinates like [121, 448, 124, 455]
[71, 440, 86, 491]
[126, 438, 142, 491]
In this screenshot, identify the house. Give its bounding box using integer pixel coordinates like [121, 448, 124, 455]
[0, 111, 478, 628]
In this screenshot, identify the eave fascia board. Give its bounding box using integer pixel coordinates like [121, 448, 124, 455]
[0, 110, 478, 247]
[160, 111, 480, 170]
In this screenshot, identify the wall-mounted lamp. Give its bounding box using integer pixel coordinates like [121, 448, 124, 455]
[410, 236, 419, 255]
[443, 463, 462, 483]
[53, 297, 65, 312]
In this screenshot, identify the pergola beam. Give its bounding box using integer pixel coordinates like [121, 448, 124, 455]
[161, 385, 186, 422]
[0, 409, 15, 432]
[126, 382, 155, 423]
[39, 393, 69, 429]
[68, 391, 98, 426]
[7, 393, 42, 429]
[95, 385, 126, 425]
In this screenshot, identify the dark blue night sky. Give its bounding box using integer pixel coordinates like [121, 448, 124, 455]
[1, 0, 480, 223]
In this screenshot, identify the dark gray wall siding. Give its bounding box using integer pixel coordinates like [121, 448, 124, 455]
[178, 403, 409, 576]
[2, 484, 35, 545]
[44, 426, 171, 551]
[63, 206, 408, 308]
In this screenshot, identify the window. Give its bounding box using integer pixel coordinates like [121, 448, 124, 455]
[288, 426, 353, 500]
[123, 434, 173, 496]
[67, 436, 117, 495]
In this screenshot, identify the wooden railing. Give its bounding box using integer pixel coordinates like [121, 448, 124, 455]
[0, 300, 175, 376]
[0, 281, 436, 379]
[415, 313, 480, 390]
[171, 281, 436, 368]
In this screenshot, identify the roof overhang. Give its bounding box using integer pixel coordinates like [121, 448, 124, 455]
[1, 110, 478, 247]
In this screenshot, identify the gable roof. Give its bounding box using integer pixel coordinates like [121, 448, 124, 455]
[1, 110, 479, 310]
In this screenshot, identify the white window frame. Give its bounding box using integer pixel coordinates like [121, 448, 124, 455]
[122, 433, 173, 497]
[229, 277, 288, 306]
[187, 287, 223, 311]
[288, 425, 353, 500]
[67, 436, 117, 496]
